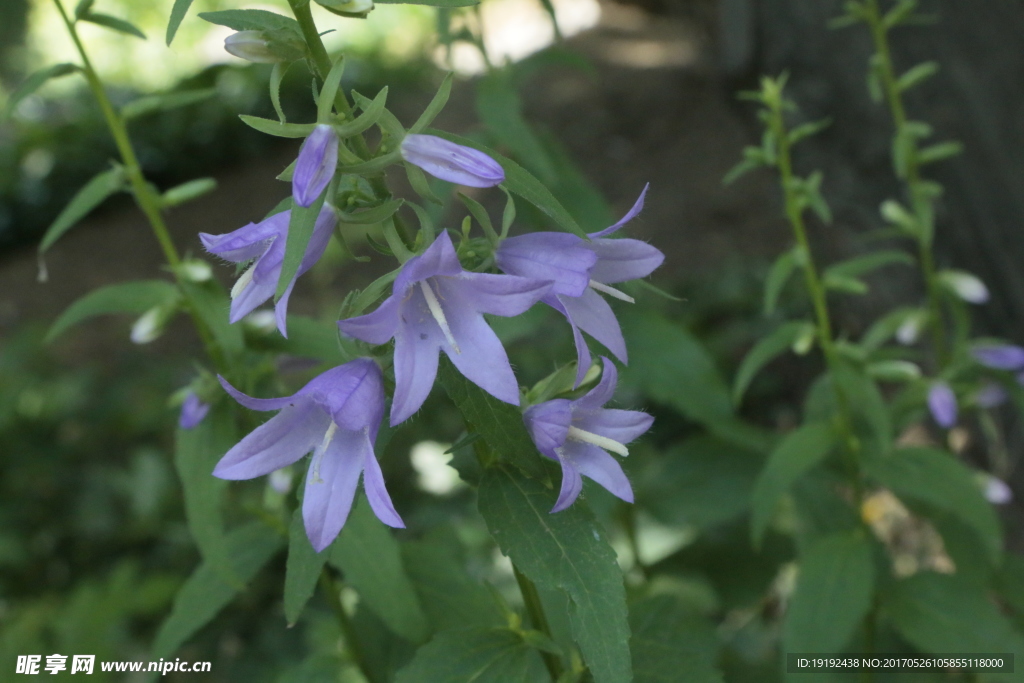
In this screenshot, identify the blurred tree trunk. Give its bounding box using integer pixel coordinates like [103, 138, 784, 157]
[718, 0, 1024, 340]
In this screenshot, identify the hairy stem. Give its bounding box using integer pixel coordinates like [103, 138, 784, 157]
[513, 565, 564, 681]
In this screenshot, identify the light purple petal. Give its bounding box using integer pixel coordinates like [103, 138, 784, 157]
[391, 318, 442, 425]
[214, 400, 330, 479]
[453, 272, 552, 317]
[545, 294, 594, 388]
[566, 441, 634, 504]
[972, 344, 1024, 371]
[200, 212, 288, 263]
[338, 294, 402, 345]
[362, 444, 404, 528]
[976, 383, 1009, 409]
[275, 278, 297, 338]
[400, 134, 504, 188]
[495, 232, 595, 297]
[523, 399, 572, 458]
[588, 183, 648, 238]
[442, 308, 521, 406]
[558, 289, 628, 364]
[178, 392, 210, 430]
[297, 204, 337, 276]
[293, 125, 339, 208]
[575, 357, 618, 410]
[393, 230, 463, 294]
[228, 272, 277, 324]
[576, 408, 653, 446]
[302, 427, 365, 552]
[927, 382, 958, 428]
[588, 238, 665, 285]
[218, 375, 297, 411]
[312, 358, 386, 435]
[551, 456, 584, 513]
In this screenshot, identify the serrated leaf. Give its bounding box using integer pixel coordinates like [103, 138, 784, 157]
[425, 129, 587, 238]
[864, 447, 1001, 562]
[166, 0, 195, 45]
[751, 422, 836, 547]
[122, 88, 215, 120]
[239, 115, 317, 139]
[198, 9, 301, 35]
[276, 192, 327, 302]
[284, 508, 329, 626]
[733, 321, 812, 405]
[46, 279, 179, 342]
[410, 72, 453, 134]
[478, 467, 632, 683]
[395, 627, 547, 682]
[763, 246, 800, 315]
[329, 497, 429, 643]
[6, 63, 80, 117]
[39, 166, 126, 254]
[81, 12, 146, 39]
[630, 595, 723, 683]
[153, 522, 283, 657]
[784, 530, 875, 653]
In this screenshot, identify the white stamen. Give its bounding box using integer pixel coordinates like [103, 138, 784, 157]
[231, 263, 257, 299]
[419, 280, 460, 354]
[311, 422, 338, 484]
[589, 279, 635, 303]
[566, 425, 629, 456]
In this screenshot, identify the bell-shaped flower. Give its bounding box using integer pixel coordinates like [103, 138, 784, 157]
[523, 358, 653, 512]
[200, 205, 335, 337]
[927, 381, 957, 428]
[496, 184, 663, 385]
[213, 358, 402, 551]
[293, 125, 339, 207]
[971, 343, 1024, 371]
[400, 134, 505, 188]
[178, 391, 210, 430]
[339, 231, 550, 426]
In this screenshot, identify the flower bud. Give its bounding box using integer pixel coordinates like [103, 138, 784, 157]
[316, 0, 374, 18]
[130, 304, 175, 344]
[927, 381, 957, 428]
[971, 343, 1024, 370]
[940, 269, 989, 304]
[293, 125, 339, 207]
[400, 134, 504, 188]
[178, 259, 213, 283]
[224, 31, 282, 63]
[982, 475, 1012, 505]
[178, 391, 210, 430]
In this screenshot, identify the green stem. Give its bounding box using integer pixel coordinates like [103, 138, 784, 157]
[863, 0, 948, 367]
[513, 565, 564, 681]
[319, 569, 376, 683]
[52, 0, 226, 370]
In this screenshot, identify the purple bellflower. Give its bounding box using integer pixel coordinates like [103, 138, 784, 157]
[200, 205, 335, 337]
[178, 391, 210, 430]
[339, 231, 550, 426]
[971, 343, 1024, 371]
[293, 125, 339, 207]
[927, 381, 958, 428]
[400, 134, 505, 188]
[523, 358, 653, 512]
[496, 184, 664, 385]
[213, 358, 402, 551]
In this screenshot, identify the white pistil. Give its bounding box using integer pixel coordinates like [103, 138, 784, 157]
[419, 280, 460, 354]
[311, 422, 338, 484]
[589, 279, 635, 303]
[566, 425, 629, 456]
[231, 263, 257, 299]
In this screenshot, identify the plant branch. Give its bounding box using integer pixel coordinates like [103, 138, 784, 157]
[513, 564, 564, 681]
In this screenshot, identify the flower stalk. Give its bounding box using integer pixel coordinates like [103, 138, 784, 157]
[513, 565, 563, 681]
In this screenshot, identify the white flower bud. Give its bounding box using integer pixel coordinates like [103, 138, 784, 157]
[131, 305, 173, 344]
[940, 269, 989, 304]
[179, 259, 212, 283]
[224, 31, 283, 64]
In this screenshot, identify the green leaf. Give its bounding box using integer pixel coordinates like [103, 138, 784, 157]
[38, 165, 126, 254]
[426, 129, 586, 238]
[823, 272, 869, 295]
[239, 115, 316, 139]
[750, 422, 836, 547]
[6, 63, 80, 117]
[174, 406, 234, 580]
[917, 141, 963, 165]
[824, 250, 914, 280]
[46, 280, 178, 342]
[329, 497, 429, 643]
[284, 508, 329, 626]
[198, 9, 302, 35]
[884, 572, 1024, 654]
[476, 72, 556, 182]
[394, 627, 547, 682]
[317, 55, 346, 122]
[270, 61, 288, 123]
[630, 596, 723, 683]
[763, 246, 800, 315]
[377, 0, 480, 6]
[478, 467, 631, 683]
[733, 321, 813, 405]
[409, 72, 453, 134]
[122, 88, 215, 120]
[337, 198, 403, 225]
[276, 191, 327, 302]
[153, 522, 283, 657]
[787, 117, 831, 145]
[458, 192, 498, 241]
[166, 0, 195, 45]
[255, 314, 350, 362]
[160, 178, 217, 208]
[404, 162, 442, 204]
[897, 61, 939, 92]
[437, 357, 550, 480]
[864, 447, 1002, 562]
[783, 530, 875, 653]
[74, 0, 95, 20]
[179, 279, 245, 354]
[80, 12, 146, 39]
[335, 86, 388, 138]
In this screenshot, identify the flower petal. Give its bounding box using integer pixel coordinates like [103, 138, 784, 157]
[495, 232, 595, 297]
[391, 319, 442, 425]
[558, 289, 627, 364]
[588, 238, 664, 284]
[362, 443, 404, 528]
[927, 382, 958, 428]
[200, 212, 288, 263]
[972, 343, 1024, 370]
[312, 358, 386, 435]
[293, 125, 339, 208]
[546, 295, 594, 388]
[575, 408, 653, 446]
[178, 392, 210, 430]
[400, 134, 504, 188]
[588, 183, 648, 238]
[393, 230, 463, 294]
[442, 307, 521, 406]
[213, 399, 330, 479]
[218, 375, 297, 411]
[228, 271, 277, 324]
[338, 293, 402, 345]
[453, 272, 552, 317]
[302, 427, 365, 551]
[565, 441, 634, 504]
[523, 399, 571, 457]
[551, 455, 584, 513]
[575, 357, 618, 409]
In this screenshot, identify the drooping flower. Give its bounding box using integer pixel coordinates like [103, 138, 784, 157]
[927, 381, 957, 428]
[496, 184, 663, 385]
[178, 391, 210, 430]
[293, 125, 339, 207]
[971, 343, 1024, 371]
[400, 134, 504, 188]
[523, 358, 653, 512]
[339, 231, 550, 426]
[213, 358, 402, 551]
[200, 205, 335, 337]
